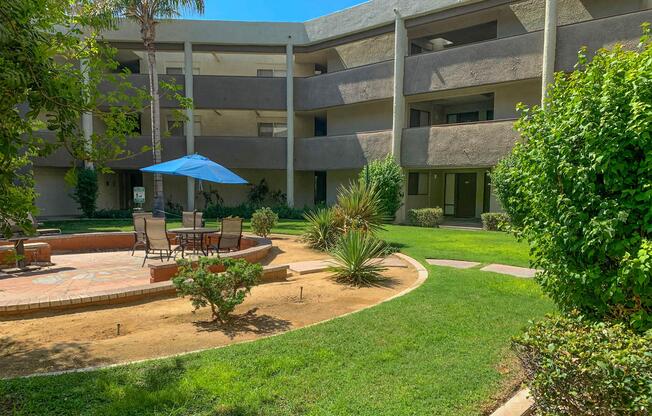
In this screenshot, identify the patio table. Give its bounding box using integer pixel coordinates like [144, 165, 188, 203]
[169, 227, 218, 257]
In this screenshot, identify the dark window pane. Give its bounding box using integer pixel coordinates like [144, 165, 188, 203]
[408, 172, 419, 195]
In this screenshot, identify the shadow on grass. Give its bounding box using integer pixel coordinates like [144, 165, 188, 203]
[193, 308, 292, 339]
[0, 336, 108, 378]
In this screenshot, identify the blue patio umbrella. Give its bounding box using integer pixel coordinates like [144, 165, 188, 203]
[140, 154, 248, 185]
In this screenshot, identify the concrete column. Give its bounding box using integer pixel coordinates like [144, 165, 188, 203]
[80, 59, 93, 169]
[541, 0, 558, 104]
[391, 9, 407, 163]
[286, 37, 295, 207]
[184, 40, 195, 210]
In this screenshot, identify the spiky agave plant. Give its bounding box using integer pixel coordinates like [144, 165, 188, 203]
[329, 230, 387, 286]
[302, 207, 339, 251]
[333, 181, 388, 234]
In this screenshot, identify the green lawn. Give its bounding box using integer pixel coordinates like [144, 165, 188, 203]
[1, 222, 552, 415]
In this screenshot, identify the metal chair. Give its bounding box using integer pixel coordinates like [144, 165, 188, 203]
[182, 211, 204, 229]
[142, 218, 173, 267]
[132, 212, 153, 256]
[209, 217, 243, 255]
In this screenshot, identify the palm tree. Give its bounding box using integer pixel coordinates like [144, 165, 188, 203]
[107, 0, 204, 217]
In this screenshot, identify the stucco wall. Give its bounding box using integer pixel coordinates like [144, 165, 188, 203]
[401, 120, 519, 169]
[326, 33, 395, 72]
[493, 79, 541, 119]
[327, 101, 393, 135]
[33, 167, 79, 217]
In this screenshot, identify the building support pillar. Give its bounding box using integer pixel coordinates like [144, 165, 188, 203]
[286, 37, 295, 207]
[81, 59, 93, 169]
[184, 40, 195, 210]
[541, 0, 558, 104]
[392, 9, 408, 223]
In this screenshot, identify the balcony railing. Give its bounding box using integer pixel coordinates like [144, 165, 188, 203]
[401, 119, 519, 168]
[295, 130, 392, 170]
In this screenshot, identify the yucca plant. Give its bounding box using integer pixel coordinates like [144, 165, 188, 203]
[333, 181, 387, 234]
[329, 230, 387, 286]
[302, 207, 339, 251]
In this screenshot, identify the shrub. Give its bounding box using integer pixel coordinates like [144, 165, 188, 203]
[481, 212, 510, 231]
[69, 168, 98, 218]
[407, 207, 443, 228]
[329, 230, 387, 286]
[513, 313, 652, 415]
[172, 257, 262, 323]
[251, 207, 278, 238]
[492, 27, 652, 330]
[302, 207, 339, 251]
[93, 209, 133, 219]
[333, 181, 387, 234]
[359, 155, 404, 220]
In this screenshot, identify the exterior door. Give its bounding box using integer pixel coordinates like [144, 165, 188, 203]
[455, 173, 476, 218]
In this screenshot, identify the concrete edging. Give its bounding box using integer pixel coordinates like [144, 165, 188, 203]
[490, 389, 534, 416]
[5, 252, 429, 380]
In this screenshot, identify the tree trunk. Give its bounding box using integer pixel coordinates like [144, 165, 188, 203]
[146, 41, 165, 218]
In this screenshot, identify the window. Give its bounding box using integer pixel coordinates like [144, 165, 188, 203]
[314, 171, 327, 205]
[127, 113, 142, 135]
[167, 119, 184, 136]
[258, 122, 287, 137]
[446, 111, 480, 124]
[165, 67, 183, 75]
[486, 110, 494, 121]
[408, 172, 428, 195]
[314, 116, 327, 137]
[314, 64, 327, 75]
[257, 69, 286, 78]
[409, 109, 431, 128]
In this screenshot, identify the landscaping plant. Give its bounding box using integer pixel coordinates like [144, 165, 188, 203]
[302, 207, 339, 251]
[251, 207, 278, 238]
[513, 313, 652, 415]
[493, 27, 652, 331]
[333, 181, 387, 234]
[329, 230, 387, 286]
[173, 257, 262, 323]
[69, 168, 99, 218]
[480, 212, 510, 232]
[407, 208, 443, 228]
[359, 155, 404, 220]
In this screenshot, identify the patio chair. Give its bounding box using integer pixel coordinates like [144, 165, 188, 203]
[209, 217, 243, 255]
[182, 211, 204, 229]
[28, 213, 61, 236]
[142, 218, 173, 267]
[132, 212, 153, 255]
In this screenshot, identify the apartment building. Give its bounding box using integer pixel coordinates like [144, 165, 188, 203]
[33, 0, 652, 221]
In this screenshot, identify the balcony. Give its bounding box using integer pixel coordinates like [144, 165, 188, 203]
[295, 130, 391, 170]
[99, 74, 185, 108]
[401, 119, 519, 168]
[294, 60, 394, 111]
[404, 9, 652, 96]
[193, 76, 286, 110]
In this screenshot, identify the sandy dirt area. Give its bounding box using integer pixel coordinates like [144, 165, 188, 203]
[0, 254, 418, 378]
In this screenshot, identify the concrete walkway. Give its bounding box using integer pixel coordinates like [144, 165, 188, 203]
[426, 258, 538, 278]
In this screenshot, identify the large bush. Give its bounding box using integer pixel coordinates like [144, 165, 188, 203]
[251, 207, 278, 238]
[359, 155, 404, 220]
[69, 168, 98, 218]
[514, 313, 652, 415]
[492, 28, 652, 330]
[333, 181, 387, 234]
[173, 257, 262, 323]
[302, 207, 339, 251]
[407, 208, 443, 228]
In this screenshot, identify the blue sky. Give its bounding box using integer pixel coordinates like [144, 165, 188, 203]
[179, 0, 369, 22]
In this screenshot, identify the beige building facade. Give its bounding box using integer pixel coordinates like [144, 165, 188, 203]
[33, 0, 652, 220]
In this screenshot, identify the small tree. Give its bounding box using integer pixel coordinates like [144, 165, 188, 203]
[251, 207, 278, 238]
[359, 155, 404, 220]
[492, 26, 652, 331]
[173, 257, 262, 323]
[69, 168, 99, 218]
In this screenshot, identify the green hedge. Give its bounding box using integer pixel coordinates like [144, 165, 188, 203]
[480, 212, 509, 231]
[513, 314, 652, 415]
[407, 208, 443, 228]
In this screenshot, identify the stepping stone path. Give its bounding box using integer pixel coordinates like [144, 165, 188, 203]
[425, 258, 538, 278]
[426, 259, 480, 269]
[480, 264, 538, 278]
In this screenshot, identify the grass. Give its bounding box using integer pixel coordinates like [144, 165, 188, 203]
[0, 221, 552, 415]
